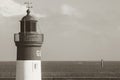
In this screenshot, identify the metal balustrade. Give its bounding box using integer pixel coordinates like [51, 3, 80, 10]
[14, 33, 44, 42]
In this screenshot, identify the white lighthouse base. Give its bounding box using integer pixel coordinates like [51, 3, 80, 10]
[16, 60, 41, 80]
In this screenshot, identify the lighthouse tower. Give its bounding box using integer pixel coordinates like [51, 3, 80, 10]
[14, 7, 44, 80]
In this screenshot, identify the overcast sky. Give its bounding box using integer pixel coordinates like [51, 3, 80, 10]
[0, 0, 120, 61]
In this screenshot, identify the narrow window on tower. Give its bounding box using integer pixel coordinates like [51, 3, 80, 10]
[32, 63, 39, 72]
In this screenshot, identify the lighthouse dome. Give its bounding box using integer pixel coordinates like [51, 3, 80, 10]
[21, 9, 37, 21]
[22, 15, 36, 21]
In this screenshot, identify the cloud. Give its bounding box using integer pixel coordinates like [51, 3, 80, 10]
[60, 25, 102, 38]
[0, 0, 26, 17]
[0, 0, 46, 18]
[61, 4, 80, 16]
[61, 30, 100, 38]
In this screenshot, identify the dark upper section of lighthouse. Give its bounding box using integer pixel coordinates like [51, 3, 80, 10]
[14, 7, 44, 60]
[14, 8, 44, 47]
[20, 9, 37, 32]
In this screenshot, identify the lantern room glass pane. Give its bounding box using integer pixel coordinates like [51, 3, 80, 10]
[20, 21, 37, 32]
[31, 22, 36, 32]
[26, 21, 30, 32]
[21, 22, 24, 32]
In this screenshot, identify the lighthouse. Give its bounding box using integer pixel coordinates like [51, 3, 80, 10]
[14, 5, 44, 80]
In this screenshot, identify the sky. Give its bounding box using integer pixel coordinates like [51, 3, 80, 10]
[0, 0, 120, 61]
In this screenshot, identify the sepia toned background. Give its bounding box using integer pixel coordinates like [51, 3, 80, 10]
[0, 0, 120, 61]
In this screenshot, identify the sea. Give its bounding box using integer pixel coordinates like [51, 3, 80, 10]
[1, 61, 120, 80]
